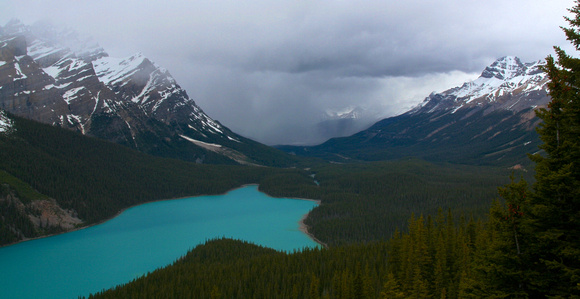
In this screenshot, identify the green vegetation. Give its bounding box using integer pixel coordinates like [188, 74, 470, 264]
[301, 159, 522, 246]
[0, 170, 50, 204]
[470, 4, 580, 295]
[89, 111, 306, 167]
[0, 112, 515, 247]
[0, 183, 39, 244]
[88, 237, 390, 299]
[278, 107, 541, 167]
[0, 113, 318, 245]
[90, 2, 580, 298]
[86, 211, 481, 299]
[6, 3, 580, 298]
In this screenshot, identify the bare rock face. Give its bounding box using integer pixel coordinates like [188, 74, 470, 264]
[0, 184, 83, 245]
[27, 198, 83, 230]
[0, 19, 264, 165]
[0, 35, 26, 56]
[0, 35, 69, 125]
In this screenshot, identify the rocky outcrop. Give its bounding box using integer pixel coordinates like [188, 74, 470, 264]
[0, 183, 83, 246]
[27, 198, 83, 230]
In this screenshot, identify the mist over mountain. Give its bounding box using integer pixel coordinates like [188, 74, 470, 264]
[278, 56, 550, 166]
[0, 19, 551, 166]
[0, 19, 297, 166]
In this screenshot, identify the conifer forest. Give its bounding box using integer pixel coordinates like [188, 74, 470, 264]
[1, 2, 580, 299]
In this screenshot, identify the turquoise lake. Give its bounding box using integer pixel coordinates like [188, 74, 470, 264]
[0, 185, 319, 299]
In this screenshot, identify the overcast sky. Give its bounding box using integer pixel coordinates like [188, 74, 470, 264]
[0, 0, 575, 145]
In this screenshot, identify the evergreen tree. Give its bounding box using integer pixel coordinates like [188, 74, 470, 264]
[525, 2, 580, 295]
[309, 274, 321, 299]
[381, 273, 405, 299]
[476, 2, 580, 296]
[474, 182, 530, 297]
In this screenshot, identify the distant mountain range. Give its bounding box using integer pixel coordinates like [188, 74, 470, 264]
[313, 106, 378, 145]
[0, 19, 297, 166]
[0, 19, 552, 246]
[279, 56, 550, 166]
[0, 19, 551, 167]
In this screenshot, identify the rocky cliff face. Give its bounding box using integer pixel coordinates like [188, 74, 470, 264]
[0, 35, 68, 125]
[0, 19, 288, 165]
[0, 183, 83, 246]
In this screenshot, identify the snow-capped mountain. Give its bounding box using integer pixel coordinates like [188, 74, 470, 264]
[280, 56, 550, 166]
[312, 106, 379, 145]
[0, 19, 294, 166]
[414, 56, 548, 115]
[323, 106, 364, 120]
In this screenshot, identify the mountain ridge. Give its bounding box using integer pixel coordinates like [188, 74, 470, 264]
[0, 19, 298, 167]
[278, 56, 550, 166]
[413, 56, 548, 115]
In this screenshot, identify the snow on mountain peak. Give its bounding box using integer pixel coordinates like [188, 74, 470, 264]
[92, 54, 148, 86]
[0, 19, 263, 165]
[324, 106, 362, 120]
[449, 56, 547, 102]
[2, 19, 107, 62]
[481, 56, 526, 80]
[412, 56, 550, 115]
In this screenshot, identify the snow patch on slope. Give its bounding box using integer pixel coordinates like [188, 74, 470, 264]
[416, 56, 549, 114]
[13, 57, 27, 79]
[179, 135, 222, 149]
[92, 53, 146, 86]
[0, 110, 14, 134]
[179, 134, 256, 166]
[62, 87, 86, 104]
[27, 39, 68, 62]
[447, 57, 546, 103]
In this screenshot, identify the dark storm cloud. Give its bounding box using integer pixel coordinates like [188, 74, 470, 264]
[1, 0, 575, 144]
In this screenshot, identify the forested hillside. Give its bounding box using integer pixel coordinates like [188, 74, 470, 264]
[84, 212, 489, 298]
[262, 159, 525, 246]
[89, 3, 580, 296]
[6, 3, 580, 297]
[0, 112, 316, 245]
[0, 108, 515, 249]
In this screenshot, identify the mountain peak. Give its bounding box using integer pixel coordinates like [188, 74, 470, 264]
[324, 106, 364, 120]
[2, 19, 28, 36]
[480, 56, 526, 80]
[0, 20, 296, 166]
[1, 19, 107, 62]
[283, 55, 552, 165]
[412, 56, 549, 115]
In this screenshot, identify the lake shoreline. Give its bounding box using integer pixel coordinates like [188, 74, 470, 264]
[298, 214, 328, 249]
[3, 184, 256, 247]
[3, 184, 326, 249]
[0, 184, 323, 299]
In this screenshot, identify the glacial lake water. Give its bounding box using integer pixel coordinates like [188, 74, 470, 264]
[0, 185, 319, 299]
